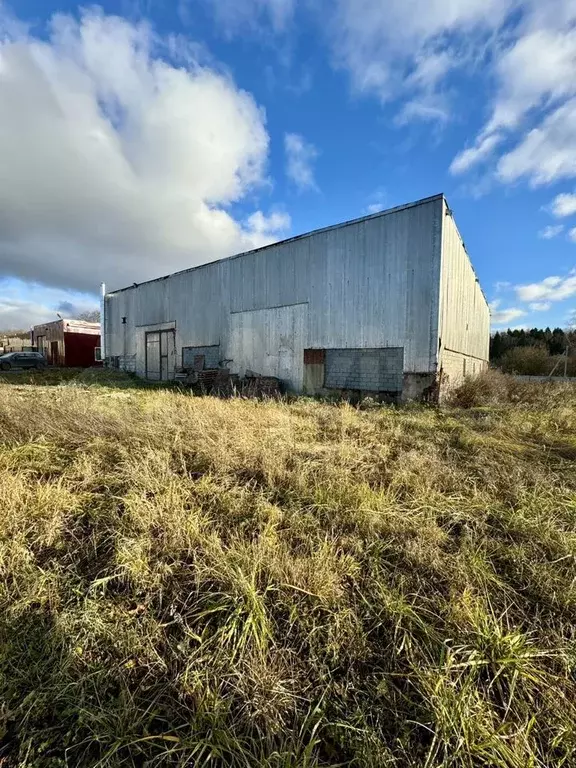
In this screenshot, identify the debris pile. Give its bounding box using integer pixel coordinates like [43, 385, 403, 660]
[175, 367, 281, 398]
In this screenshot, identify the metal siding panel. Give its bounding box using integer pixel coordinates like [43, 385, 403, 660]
[439, 202, 490, 372]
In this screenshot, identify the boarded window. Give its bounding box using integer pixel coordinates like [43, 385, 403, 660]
[182, 345, 221, 370]
[324, 348, 404, 392]
[304, 349, 325, 365]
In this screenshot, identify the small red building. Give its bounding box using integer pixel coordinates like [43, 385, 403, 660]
[32, 319, 101, 367]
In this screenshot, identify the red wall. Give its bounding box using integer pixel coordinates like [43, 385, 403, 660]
[63, 332, 101, 367]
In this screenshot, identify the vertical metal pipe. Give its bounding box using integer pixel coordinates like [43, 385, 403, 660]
[100, 282, 106, 363]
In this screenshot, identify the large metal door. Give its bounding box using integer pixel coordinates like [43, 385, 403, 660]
[146, 330, 175, 381]
[229, 304, 307, 392]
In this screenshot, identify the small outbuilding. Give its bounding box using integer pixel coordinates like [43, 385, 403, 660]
[32, 319, 101, 367]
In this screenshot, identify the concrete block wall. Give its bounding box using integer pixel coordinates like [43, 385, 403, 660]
[118, 355, 136, 373]
[325, 348, 404, 392]
[182, 345, 221, 369]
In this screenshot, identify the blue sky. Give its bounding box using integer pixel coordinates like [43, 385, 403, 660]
[1, 0, 576, 330]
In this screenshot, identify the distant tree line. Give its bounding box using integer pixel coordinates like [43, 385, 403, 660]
[491, 328, 576, 376]
[0, 329, 29, 340]
[76, 310, 100, 323]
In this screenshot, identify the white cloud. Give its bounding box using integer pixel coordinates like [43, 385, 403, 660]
[284, 132, 318, 191]
[569, 227, 576, 243]
[516, 273, 576, 302]
[489, 299, 526, 326]
[497, 98, 576, 185]
[0, 299, 54, 331]
[450, 2, 576, 183]
[0, 280, 99, 330]
[329, 0, 516, 120]
[529, 301, 552, 311]
[538, 225, 564, 239]
[552, 192, 576, 218]
[395, 97, 450, 126]
[244, 210, 291, 238]
[201, 0, 294, 35]
[450, 134, 504, 175]
[494, 280, 512, 292]
[364, 186, 387, 215]
[0, 7, 289, 294]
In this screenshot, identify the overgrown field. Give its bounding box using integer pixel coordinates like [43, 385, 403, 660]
[2, 370, 576, 767]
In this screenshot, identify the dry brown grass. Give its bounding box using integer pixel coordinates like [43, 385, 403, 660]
[1, 370, 576, 766]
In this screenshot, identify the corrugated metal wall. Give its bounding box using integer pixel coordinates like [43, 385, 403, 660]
[105, 196, 447, 389]
[438, 200, 490, 385]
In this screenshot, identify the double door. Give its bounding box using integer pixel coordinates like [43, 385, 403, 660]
[145, 330, 175, 381]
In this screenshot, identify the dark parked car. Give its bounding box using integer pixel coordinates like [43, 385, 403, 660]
[0, 351, 47, 370]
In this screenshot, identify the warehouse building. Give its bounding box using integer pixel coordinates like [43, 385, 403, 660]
[103, 194, 489, 400]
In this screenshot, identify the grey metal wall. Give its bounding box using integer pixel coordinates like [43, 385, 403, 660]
[105, 195, 445, 390]
[438, 200, 490, 385]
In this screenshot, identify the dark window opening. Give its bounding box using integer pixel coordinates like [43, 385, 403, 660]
[304, 348, 325, 365]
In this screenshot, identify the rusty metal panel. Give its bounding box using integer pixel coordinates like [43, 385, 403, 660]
[304, 348, 325, 364]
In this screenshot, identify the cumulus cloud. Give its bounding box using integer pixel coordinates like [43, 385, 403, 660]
[284, 132, 318, 191]
[489, 299, 526, 326]
[569, 228, 576, 243]
[516, 273, 576, 302]
[551, 192, 576, 218]
[538, 225, 564, 239]
[0, 7, 288, 294]
[529, 301, 552, 311]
